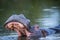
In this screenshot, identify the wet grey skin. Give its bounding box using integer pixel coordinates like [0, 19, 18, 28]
[4, 14, 60, 39]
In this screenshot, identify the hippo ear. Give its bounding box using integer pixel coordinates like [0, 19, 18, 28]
[18, 14, 30, 22]
[18, 14, 26, 19]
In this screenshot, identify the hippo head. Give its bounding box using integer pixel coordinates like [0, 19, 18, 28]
[4, 14, 31, 37]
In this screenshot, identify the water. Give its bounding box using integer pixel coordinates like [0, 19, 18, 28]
[0, 33, 60, 40]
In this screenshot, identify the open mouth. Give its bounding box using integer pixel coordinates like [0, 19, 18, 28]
[5, 22, 31, 37]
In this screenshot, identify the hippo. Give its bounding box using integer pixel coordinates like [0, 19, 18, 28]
[4, 14, 60, 40]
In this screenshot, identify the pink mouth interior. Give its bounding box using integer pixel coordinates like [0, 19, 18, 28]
[5, 22, 31, 37]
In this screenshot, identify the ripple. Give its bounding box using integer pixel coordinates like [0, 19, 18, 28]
[0, 34, 60, 40]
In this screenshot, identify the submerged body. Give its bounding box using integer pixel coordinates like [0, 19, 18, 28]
[4, 14, 60, 39]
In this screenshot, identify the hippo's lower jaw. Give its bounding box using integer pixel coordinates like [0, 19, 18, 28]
[14, 28, 32, 37]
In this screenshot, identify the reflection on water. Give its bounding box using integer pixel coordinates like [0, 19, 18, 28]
[0, 33, 60, 40]
[36, 7, 59, 28]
